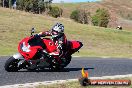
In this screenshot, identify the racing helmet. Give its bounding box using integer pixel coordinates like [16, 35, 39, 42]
[51, 23, 64, 37]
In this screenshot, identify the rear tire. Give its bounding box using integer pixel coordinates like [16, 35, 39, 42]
[4, 56, 19, 72]
[61, 55, 71, 68]
[50, 65, 63, 71]
[50, 55, 72, 71]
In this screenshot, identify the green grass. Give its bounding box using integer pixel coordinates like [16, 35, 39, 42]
[0, 7, 132, 58]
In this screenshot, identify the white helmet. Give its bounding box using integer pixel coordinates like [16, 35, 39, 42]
[51, 23, 64, 37]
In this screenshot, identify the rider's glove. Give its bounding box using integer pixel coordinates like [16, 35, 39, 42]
[38, 32, 46, 37]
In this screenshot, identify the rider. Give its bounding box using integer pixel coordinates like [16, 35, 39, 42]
[37, 22, 67, 56]
[19, 23, 68, 69]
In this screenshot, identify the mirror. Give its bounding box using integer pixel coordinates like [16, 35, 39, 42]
[31, 27, 35, 36]
[31, 28, 35, 33]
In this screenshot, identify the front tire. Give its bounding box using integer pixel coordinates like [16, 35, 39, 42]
[4, 56, 19, 72]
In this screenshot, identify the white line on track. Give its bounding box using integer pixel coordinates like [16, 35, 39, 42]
[1, 74, 132, 88]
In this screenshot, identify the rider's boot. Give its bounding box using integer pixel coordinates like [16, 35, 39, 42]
[28, 60, 37, 70]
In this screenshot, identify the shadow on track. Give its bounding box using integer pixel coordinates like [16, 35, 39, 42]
[17, 67, 94, 72]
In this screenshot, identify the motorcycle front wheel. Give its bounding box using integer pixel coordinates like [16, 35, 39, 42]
[4, 56, 20, 72]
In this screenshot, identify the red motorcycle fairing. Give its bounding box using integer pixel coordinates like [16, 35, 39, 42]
[69, 41, 83, 54]
[42, 38, 58, 53]
[18, 37, 43, 60]
[43, 39, 83, 55]
[42, 38, 63, 64]
[18, 36, 83, 61]
[70, 41, 82, 49]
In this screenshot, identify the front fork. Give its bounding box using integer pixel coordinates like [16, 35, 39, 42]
[13, 53, 24, 60]
[13, 53, 27, 68]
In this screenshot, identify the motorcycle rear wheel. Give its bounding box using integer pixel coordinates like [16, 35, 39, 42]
[50, 55, 72, 71]
[4, 56, 19, 72]
[61, 55, 71, 68]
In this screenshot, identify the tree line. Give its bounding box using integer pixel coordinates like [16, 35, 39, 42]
[0, 0, 110, 27]
[70, 8, 110, 28]
[0, 0, 53, 13]
[0, 0, 63, 17]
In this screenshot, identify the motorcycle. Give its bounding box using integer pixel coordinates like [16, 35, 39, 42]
[4, 28, 83, 72]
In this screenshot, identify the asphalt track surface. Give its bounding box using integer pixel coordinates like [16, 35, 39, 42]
[0, 56, 132, 86]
